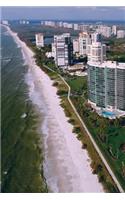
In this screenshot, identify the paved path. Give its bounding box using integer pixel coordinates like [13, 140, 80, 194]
[43, 64, 124, 193]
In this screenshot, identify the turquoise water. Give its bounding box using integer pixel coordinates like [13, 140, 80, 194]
[1, 26, 47, 192]
[102, 111, 115, 118]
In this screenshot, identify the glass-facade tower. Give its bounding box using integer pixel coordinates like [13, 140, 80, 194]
[88, 61, 125, 111]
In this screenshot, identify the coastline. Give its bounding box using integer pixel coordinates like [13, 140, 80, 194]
[3, 25, 104, 192]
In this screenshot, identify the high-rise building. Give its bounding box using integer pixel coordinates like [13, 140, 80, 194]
[62, 22, 73, 29]
[112, 25, 117, 35]
[58, 21, 63, 27]
[51, 43, 56, 58]
[87, 42, 106, 63]
[53, 33, 73, 67]
[79, 32, 91, 56]
[97, 25, 112, 38]
[117, 30, 125, 38]
[35, 33, 44, 48]
[88, 61, 125, 112]
[73, 39, 79, 54]
[79, 25, 89, 32]
[91, 32, 102, 43]
[73, 23, 79, 30]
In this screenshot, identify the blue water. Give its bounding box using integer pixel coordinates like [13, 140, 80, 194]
[102, 111, 115, 117]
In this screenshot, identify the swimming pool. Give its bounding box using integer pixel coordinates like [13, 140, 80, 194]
[102, 111, 115, 118]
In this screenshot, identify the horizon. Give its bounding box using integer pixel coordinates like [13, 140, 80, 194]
[1, 6, 125, 21]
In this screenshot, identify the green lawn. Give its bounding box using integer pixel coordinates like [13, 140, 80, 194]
[66, 76, 87, 96]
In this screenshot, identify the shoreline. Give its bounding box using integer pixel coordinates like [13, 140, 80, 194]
[3, 25, 104, 192]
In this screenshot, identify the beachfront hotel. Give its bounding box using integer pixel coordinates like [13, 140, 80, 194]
[35, 33, 44, 48]
[87, 61, 125, 118]
[52, 33, 73, 67]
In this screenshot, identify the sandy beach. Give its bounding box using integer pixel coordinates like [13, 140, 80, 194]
[4, 25, 104, 193]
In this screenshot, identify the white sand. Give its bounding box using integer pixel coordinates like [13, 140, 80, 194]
[4, 25, 104, 193]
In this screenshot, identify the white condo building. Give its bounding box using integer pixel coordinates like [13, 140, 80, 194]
[79, 32, 91, 56]
[35, 33, 44, 48]
[62, 22, 73, 29]
[117, 30, 125, 38]
[51, 43, 56, 58]
[97, 25, 112, 38]
[87, 30, 125, 118]
[44, 21, 55, 27]
[112, 25, 117, 35]
[88, 61, 125, 116]
[19, 20, 29, 24]
[52, 33, 73, 67]
[91, 32, 102, 43]
[73, 39, 79, 54]
[87, 42, 106, 63]
[79, 25, 89, 32]
[73, 24, 79, 30]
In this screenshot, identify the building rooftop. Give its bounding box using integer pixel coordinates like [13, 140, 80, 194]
[88, 60, 125, 69]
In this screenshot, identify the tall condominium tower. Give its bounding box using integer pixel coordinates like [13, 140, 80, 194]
[79, 32, 91, 56]
[112, 25, 117, 35]
[91, 32, 102, 43]
[88, 61, 125, 112]
[53, 33, 73, 67]
[97, 25, 112, 38]
[87, 42, 106, 63]
[35, 33, 44, 48]
[73, 39, 79, 54]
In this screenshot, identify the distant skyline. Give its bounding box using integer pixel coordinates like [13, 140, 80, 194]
[1, 6, 125, 21]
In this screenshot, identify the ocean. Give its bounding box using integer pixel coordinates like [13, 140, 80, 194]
[1, 25, 47, 193]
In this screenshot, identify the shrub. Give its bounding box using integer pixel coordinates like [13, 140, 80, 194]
[53, 82, 58, 87]
[82, 143, 87, 149]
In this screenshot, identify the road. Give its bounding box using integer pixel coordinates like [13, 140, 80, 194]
[43, 64, 124, 193]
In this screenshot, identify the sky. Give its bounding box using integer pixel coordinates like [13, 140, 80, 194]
[1, 6, 125, 21]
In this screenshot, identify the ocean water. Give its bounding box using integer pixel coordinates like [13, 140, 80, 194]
[1, 26, 47, 193]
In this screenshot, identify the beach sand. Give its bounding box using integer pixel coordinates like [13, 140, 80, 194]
[5, 25, 104, 193]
